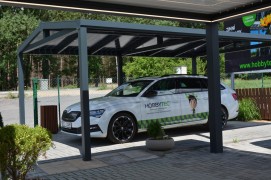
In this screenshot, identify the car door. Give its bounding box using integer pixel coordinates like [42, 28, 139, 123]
[176, 77, 209, 124]
[139, 78, 181, 129]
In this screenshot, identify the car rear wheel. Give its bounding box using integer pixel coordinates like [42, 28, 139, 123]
[107, 112, 137, 144]
[206, 106, 228, 130]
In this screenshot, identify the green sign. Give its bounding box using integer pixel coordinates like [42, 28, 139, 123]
[242, 14, 256, 27]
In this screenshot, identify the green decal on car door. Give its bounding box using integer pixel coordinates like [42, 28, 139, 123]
[137, 112, 208, 129]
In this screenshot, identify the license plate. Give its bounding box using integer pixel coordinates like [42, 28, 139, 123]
[62, 121, 71, 129]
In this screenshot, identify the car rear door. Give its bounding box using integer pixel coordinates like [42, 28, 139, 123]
[176, 77, 209, 123]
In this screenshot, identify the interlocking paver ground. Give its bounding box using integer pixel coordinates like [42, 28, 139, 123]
[37, 147, 271, 180]
[26, 121, 271, 180]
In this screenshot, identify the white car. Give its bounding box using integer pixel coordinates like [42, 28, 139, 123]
[61, 75, 239, 143]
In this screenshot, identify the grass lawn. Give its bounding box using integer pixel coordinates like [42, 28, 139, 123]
[223, 78, 271, 89]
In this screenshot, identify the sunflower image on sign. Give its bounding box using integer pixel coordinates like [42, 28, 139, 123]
[260, 13, 271, 28]
[188, 95, 197, 115]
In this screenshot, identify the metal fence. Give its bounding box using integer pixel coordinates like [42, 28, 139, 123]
[38, 77, 122, 89]
[32, 77, 131, 128]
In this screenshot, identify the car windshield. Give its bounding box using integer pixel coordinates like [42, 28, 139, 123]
[106, 80, 153, 97]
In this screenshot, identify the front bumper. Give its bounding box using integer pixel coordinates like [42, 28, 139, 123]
[61, 124, 102, 134]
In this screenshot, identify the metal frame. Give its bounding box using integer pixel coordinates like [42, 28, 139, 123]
[78, 27, 91, 160]
[115, 39, 124, 86]
[17, 53, 25, 125]
[17, 20, 271, 57]
[206, 22, 223, 153]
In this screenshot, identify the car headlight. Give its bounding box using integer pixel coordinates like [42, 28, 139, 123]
[89, 109, 105, 118]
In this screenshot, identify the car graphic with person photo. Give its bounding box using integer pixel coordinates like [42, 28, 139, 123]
[61, 75, 239, 143]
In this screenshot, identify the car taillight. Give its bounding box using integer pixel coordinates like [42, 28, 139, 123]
[232, 93, 238, 101]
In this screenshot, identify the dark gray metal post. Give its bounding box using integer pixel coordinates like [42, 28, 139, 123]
[78, 27, 91, 161]
[192, 56, 197, 75]
[115, 39, 124, 86]
[116, 56, 124, 86]
[231, 73, 235, 89]
[206, 22, 223, 153]
[18, 53, 25, 125]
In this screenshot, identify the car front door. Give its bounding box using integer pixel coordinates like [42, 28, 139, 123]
[139, 78, 181, 129]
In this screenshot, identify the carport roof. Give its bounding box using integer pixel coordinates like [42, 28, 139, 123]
[0, 0, 271, 22]
[19, 19, 271, 58]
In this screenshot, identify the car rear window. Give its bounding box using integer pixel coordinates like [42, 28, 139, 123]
[201, 79, 225, 90]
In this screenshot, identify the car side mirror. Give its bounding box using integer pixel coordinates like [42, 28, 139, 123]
[145, 90, 157, 97]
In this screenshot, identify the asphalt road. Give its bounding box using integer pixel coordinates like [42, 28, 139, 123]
[0, 88, 110, 127]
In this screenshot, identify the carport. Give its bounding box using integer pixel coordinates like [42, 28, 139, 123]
[17, 19, 271, 160]
[2, 0, 270, 162]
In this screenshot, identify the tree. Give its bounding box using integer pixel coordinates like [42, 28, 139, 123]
[123, 57, 186, 78]
[0, 7, 224, 90]
[123, 54, 226, 78]
[0, 9, 39, 90]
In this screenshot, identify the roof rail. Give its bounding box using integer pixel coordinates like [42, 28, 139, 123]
[161, 74, 204, 77]
[136, 76, 160, 79]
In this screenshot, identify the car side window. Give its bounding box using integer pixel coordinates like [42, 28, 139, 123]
[200, 78, 208, 90]
[175, 78, 205, 93]
[148, 78, 176, 96]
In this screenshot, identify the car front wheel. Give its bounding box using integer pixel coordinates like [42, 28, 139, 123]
[107, 112, 137, 143]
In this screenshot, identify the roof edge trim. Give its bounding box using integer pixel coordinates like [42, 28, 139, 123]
[0, 0, 211, 22]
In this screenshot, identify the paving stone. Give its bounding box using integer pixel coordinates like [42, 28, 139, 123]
[30, 121, 271, 180]
[98, 154, 134, 165]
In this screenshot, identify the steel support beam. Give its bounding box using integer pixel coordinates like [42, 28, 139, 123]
[173, 41, 205, 57]
[115, 39, 124, 86]
[122, 37, 154, 53]
[206, 22, 223, 153]
[192, 56, 197, 75]
[18, 27, 42, 53]
[18, 53, 25, 125]
[24, 30, 74, 53]
[78, 27, 91, 161]
[91, 35, 120, 54]
[55, 33, 78, 53]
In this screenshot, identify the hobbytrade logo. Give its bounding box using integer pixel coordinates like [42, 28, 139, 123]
[145, 101, 170, 108]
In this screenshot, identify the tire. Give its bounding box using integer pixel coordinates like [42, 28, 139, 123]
[107, 112, 137, 143]
[205, 106, 228, 130]
[221, 106, 228, 129]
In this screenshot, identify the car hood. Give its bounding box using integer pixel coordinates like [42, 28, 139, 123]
[64, 96, 134, 111]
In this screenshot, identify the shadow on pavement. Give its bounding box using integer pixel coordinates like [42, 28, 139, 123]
[225, 120, 271, 130]
[251, 139, 271, 150]
[31, 143, 271, 180]
[50, 120, 270, 156]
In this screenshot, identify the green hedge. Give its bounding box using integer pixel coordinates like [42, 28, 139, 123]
[238, 98, 261, 121]
[0, 124, 52, 180]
